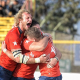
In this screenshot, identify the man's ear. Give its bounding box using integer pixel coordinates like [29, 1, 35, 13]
[33, 38, 35, 42]
[19, 20, 22, 23]
[19, 19, 22, 23]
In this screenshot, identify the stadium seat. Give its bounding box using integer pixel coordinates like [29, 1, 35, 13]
[0, 17, 14, 53]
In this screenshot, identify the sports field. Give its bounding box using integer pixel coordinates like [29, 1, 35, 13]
[34, 71, 80, 80]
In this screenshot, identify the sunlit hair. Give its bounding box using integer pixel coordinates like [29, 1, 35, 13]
[14, 9, 30, 26]
[25, 27, 42, 40]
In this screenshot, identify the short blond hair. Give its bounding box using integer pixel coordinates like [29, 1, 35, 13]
[14, 9, 30, 25]
[25, 27, 42, 40]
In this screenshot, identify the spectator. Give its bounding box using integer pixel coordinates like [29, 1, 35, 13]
[5, 0, 13, 17]
[5, 0, 10, 13]
[17, 0, 25, 6]
[0, 0, 8, 16]
[9, 0, 22, 15]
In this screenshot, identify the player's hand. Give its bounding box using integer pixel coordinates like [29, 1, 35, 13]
[47, 58, 57, 68]
[1, 41, 6, 50]
[39, 54, 50, 63]
[43, 33, 53, 43]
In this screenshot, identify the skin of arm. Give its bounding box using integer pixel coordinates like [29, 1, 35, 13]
[29, 36, 49, 51]
[1, 41, 49, 64]
[55, 47, 62, 60]
[51, 39, 62, 60]
[3, 50, 49, 64]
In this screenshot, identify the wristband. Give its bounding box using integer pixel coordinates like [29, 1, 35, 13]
[54, 56, 59, 61]
[3, 48, 7, 53]
[35, 58, 40, 63]
[42, 54, 46, 57]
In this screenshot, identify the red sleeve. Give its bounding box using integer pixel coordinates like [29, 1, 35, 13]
[23, 38, 33, 50]
[9, 33, 22, 49]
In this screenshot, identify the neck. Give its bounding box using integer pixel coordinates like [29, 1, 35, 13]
[19, 24, 24, 32]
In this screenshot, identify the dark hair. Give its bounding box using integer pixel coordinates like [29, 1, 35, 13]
[30, 19, 39, 27]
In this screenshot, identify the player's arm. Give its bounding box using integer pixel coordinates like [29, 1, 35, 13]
[51, 39, 62, 61]
[29, 35, 50, 51]
[55, 47, 62, 60]
[25, 54, 50, 64]
[1, 41, 49, 64]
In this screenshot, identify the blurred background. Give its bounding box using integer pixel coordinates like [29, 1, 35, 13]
[0, 0, 80, 73]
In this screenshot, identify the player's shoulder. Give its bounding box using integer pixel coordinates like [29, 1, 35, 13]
[23, 38, 33, 47]
[10, 27, 18, 33]
[22, 38, 33, 50]
[5, 27, 17, 36]
[8, 27, 19, 36]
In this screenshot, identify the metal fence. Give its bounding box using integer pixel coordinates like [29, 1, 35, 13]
[51, 31, 80, 73]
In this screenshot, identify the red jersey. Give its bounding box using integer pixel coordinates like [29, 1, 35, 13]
[13, 38, 38, 79]
[13, 52, 38, 79]
[39, 46, 61, 77]
[13, 38, 60, 79]
[0, 27, 24, 71]
[24, 38, 61, 77]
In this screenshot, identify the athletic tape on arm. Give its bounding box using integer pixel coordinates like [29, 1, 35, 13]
[12, 50, 29, 64]
[12, 50, 22, 58]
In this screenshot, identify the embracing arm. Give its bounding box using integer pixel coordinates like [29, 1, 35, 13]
[49, 38, 62, 61]
[55, 47, 62, 60]
[3, 49, 20, 63]
[3, 49, 48, 64]
[52, 47, 62, 65]
[1, 41, 49, 64]
[29, 36, 49, 51]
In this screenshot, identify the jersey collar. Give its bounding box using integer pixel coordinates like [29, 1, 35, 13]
[18, 26, 23, 34]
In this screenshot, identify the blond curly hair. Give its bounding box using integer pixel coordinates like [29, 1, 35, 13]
[14, 9, 30, 26]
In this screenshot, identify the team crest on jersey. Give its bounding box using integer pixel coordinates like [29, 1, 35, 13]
[30, 52, 34, 57]
[25, 40, 30, 43]
[13, 41, 17, 46]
